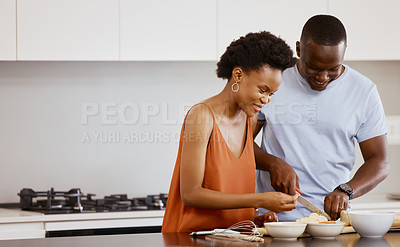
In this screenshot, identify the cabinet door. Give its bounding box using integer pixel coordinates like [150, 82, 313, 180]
[218, 0, 328, 58]
[17, 0, 119, 61]
[0, 0, 16, 60]
[329, 0, 400, 60]
[120, 0, 217, 61]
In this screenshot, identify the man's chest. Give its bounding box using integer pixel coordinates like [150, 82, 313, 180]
[263, 94, 363, 137]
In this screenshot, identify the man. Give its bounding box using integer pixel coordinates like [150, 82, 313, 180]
[254, 15, 389, 221]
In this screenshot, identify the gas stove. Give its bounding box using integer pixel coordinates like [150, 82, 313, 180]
[15, 188, 167, 214]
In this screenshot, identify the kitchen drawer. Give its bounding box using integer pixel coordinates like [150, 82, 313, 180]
[45, 217, 163, 231]
[0, 222, 45, 240]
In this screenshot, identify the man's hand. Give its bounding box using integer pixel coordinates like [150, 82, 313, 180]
[268, 156, 299, 195]
[324, 190, 349, 220]
[253, 119, 299, 196]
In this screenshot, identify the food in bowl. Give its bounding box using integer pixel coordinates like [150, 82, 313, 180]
[264, 222, 307, 240]
[296, 213, 329, 223]
[306, 221, 345, 238]
[347, 211, 395, 237]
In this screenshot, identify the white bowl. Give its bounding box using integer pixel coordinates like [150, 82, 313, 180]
[306, 221, 345, 239]
[264, 222, 307, 240]
[348, 210, 395, 237]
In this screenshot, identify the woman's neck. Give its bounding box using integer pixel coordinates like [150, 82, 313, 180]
[208, 81, 244, 122]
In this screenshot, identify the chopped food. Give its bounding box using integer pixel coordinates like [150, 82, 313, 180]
[296, 213, 329, 223]
[340, 210, 351, 226]
[393, 213, 400, 228]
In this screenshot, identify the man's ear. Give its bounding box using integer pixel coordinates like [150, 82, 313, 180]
[296, 41, 301, 58]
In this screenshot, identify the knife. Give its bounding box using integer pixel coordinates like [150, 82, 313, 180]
[297, 194, 332, 221]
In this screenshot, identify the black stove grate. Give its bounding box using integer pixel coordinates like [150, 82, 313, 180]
[15, 188, 167, 214]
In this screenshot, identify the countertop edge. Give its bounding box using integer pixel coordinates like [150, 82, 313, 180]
[0, 209, 165, 224]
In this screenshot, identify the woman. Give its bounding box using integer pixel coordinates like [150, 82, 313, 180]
[162, 31, 297, 233]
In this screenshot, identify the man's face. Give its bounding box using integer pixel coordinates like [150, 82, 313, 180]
[296, 39, 346, 91]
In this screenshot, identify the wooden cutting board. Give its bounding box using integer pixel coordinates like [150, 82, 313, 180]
[341, 226, 356, 234]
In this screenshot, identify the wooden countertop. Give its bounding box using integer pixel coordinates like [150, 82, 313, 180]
[0, 231, 399, 246]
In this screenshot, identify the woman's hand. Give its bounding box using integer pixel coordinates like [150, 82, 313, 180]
[257, 192, 298, 213]
[254, 212, 277, 227]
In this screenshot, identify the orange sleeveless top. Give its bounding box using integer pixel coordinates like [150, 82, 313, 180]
[162, 103, 255, 233]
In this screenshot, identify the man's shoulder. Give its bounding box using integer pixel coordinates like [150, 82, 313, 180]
[343, 65, 375, 88]
[279, 66, 298, 88]
[282, 66, 296, 77]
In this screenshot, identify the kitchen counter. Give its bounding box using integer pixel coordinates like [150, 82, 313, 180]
[0, 208, 164, 240]
[351, 193, 400, 211]
[0, 208, 164, 223]
[0, 192, 398, 240]
[0, 231, 400, 246]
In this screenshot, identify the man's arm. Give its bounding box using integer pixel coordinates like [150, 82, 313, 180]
[348, 134, 389, 198]
[252, 119, 299, 195]
[324, 134, 389, 220]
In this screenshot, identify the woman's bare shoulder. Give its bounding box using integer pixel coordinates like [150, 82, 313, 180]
[185, 103, 214, 125]
[183, 104, 214, 148]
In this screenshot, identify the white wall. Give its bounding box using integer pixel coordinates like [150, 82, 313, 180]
[0, 61, 399, 202]
[346, 61, 400, 195]
[0, 61, 223, 202]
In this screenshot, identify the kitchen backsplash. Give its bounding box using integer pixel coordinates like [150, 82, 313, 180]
[0, 61, 399, 202]
[345, 61, 400, 196]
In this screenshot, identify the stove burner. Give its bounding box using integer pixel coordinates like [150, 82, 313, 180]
[17, 188, 167, 214]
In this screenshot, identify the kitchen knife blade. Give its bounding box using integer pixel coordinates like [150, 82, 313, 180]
[297, 194, 332, 221]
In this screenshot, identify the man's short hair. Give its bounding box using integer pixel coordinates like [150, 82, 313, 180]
[301, 15, 347, 46]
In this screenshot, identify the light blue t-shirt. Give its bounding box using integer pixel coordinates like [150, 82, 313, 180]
[256, 64, 388, 221]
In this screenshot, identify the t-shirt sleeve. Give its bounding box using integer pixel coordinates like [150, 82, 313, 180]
[356, 86, 388, 143]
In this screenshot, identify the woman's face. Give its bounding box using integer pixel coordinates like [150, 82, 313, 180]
[235, 66, 282, 117]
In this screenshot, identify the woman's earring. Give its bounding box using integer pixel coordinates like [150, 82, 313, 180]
[231, 81, 239, 93]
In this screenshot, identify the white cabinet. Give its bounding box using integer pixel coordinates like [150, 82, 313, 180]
[0, 0, 16, 60]
[217, 0, 328, 58]
[17, 0, 119, 61]
[9, 0, 400, 61]
[329, 0, 400, 60]
[120, 0, 217, 61]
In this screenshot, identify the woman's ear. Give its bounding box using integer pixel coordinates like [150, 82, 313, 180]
[232, 67, 243, 82]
